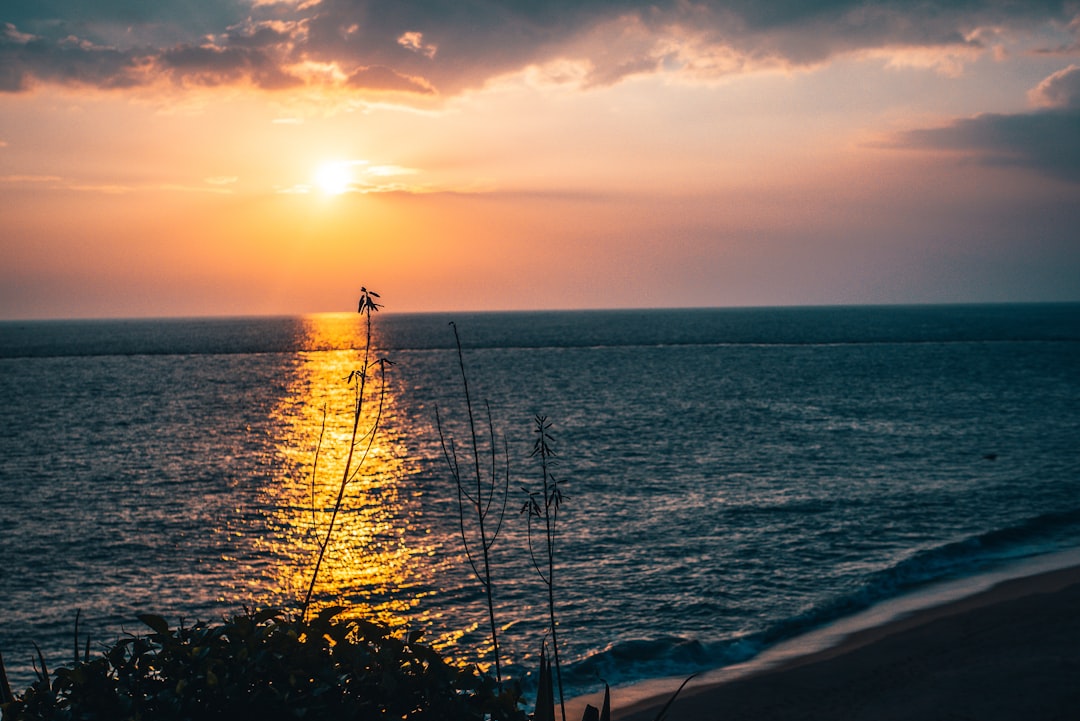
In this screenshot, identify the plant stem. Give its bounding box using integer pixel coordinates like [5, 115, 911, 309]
[437, 322, 511, 686]
[536, 419, 566, 721]
[452, 322, 503, 684]
[301, 289, 383, 621]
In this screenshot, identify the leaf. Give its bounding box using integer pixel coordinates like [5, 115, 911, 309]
[314, 605, 346, 626]
[534, 645, 555, 721]
[353, 618, 389, 640]
[73, 609, 81, 667]
[138, 613, 171, 635]
[0, 649, 16, 705]
[652, 673, 697, 721]
[252, 608, 282, 625]
[31, 642, 49, 685]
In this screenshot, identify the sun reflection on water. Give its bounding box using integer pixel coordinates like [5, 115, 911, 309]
[253, 313, 435, 628]
[207, 312, 522, 676]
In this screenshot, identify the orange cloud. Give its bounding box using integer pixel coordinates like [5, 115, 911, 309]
[397, 31, 437, 59]
[346, 65, 435, 94]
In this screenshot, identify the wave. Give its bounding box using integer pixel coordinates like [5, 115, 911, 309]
[558, 507, 1080, 696]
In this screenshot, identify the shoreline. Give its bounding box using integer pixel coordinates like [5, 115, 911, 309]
[601, 560, 1080, 720]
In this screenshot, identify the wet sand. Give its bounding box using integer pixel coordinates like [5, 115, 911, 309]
[615, 564, 1080, 721]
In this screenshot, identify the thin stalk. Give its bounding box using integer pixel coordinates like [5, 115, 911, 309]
[523, 415, 566, 721]
[300, 288, 383, 620]
[435, 321, 509, 685]
[455, 321, 502, 685]
[540, 439, 565, 721]
[535, 417, 566, 721]
[310, 404, 328, 532]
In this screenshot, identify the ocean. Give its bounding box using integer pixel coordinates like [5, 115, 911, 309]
[1, 304, 1079, 699]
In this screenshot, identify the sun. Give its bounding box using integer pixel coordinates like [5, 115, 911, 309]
[313, 161, 353, 195]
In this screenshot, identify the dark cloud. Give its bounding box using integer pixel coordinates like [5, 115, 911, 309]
[1, 1, 1076, 95]
[893, 67, 1080, 183]
[159, 44, 302, 89]
[288, 0, 1074, 89]
[1, 23, 147, 91]
[1, 20, 302, 91]
[223, 22, 296, 51]
[3, 0, 247, 43]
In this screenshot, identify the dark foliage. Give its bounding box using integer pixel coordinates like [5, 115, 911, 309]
[1, 608, 525, 721]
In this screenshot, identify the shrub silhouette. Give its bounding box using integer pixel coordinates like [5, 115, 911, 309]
[1, 608, 525, 720]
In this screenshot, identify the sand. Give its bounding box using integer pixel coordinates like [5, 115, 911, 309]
[613, 564, 1080, 721]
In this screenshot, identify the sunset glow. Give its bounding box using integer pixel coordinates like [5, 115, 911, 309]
[1, 1, 1078, 319]
[314, 162, 355, 195]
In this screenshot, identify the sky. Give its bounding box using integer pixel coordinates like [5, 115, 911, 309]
[1, 0, 1079, 319]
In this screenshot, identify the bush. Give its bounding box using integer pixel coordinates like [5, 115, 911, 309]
[1, 607, 525, 721]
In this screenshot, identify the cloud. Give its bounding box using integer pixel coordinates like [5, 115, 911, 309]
[0, 15, 312, 91]
[1029, 64, 1080, 109]
[0, 172, 239, 194]
[346, 64, 435, 93]
[1, 173, 63, 183]
[160, 183, 236, 194]
[1, 1, 1075, 96]
[397, 31, 436, 59]
[3, 0, 247, 42]
[891, 66, 1080, 183]
[1, 22, 148, 91]
[158, 42, 302, 89]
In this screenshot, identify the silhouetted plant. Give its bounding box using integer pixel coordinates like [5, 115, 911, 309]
[533, 643, 555, 721]
[0, 650, 14, 707]
[518, 415, 694, 721]
[300, 287, 392, 620]
[435, 321, 512, 686]
[521, 415, 567, 721]
[0, 609, 527, 720]
[577, 684, 610, 721]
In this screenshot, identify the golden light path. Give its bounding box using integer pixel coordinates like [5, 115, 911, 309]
[257, 314, 439, 630]
[203, 312, 501, 671]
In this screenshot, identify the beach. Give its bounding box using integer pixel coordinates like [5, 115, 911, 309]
[612, 564, 1080, 720]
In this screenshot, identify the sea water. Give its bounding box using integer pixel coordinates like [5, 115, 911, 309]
[1, 304, 1078, 697]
